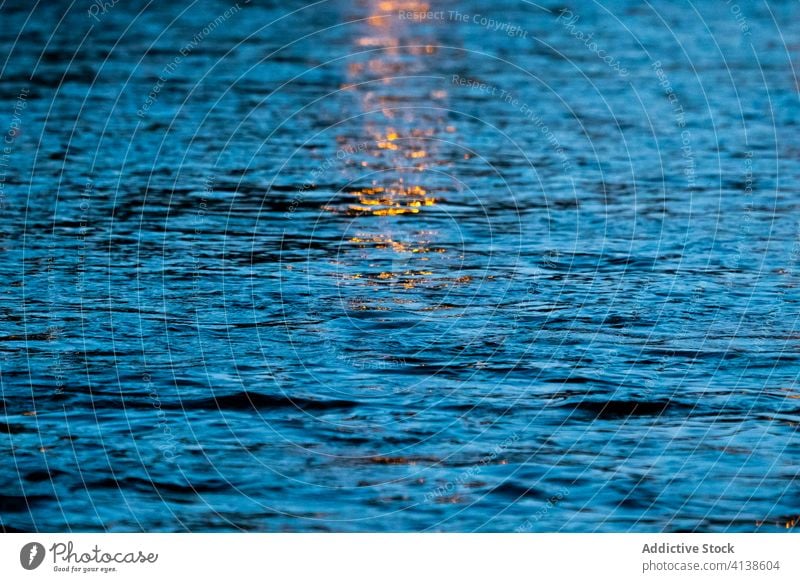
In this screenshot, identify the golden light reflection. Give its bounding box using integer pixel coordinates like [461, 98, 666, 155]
[356, 36, 399, 48]
[377, 1, 430, 13]
[322, 1, 472, 296]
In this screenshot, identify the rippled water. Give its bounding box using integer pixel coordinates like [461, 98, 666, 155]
[1, 0, 800, 532]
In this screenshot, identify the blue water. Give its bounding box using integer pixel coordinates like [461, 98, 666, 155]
[1, 0, 800, 532]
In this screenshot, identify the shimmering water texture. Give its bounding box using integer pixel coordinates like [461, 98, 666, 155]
[1, 0, 800, 532]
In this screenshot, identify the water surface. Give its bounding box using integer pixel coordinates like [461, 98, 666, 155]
[1, 0, 800, 531]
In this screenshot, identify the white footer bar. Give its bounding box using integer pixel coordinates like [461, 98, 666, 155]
[1, 534, 796, 581]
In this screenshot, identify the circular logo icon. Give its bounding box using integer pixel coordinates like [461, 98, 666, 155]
[20, 542, 46, 570]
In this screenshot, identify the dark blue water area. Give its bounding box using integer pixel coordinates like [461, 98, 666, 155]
[1, 0, 800, 531]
